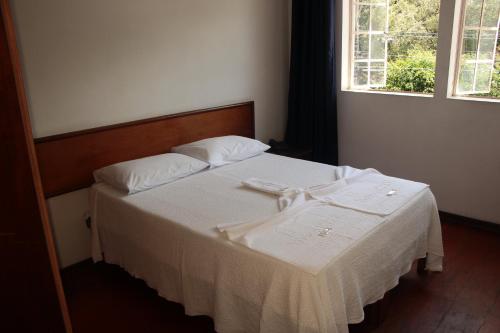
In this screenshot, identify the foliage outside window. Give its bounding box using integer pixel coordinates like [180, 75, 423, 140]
[455, 0, 500, 98]
[351, 0, 440, 94]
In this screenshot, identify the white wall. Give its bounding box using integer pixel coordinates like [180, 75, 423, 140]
[336, 0, 500, 224]
[12, 0, 290, 267]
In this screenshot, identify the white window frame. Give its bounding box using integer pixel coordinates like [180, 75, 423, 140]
[348, 0, 390, 90]
[451, 0, 500, 98]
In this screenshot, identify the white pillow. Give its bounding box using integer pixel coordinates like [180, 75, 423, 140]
[93, 153, 209, 194]
[172, 135, 270, 167]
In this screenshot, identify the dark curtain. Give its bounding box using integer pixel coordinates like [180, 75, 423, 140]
[285, 0, 337, 165]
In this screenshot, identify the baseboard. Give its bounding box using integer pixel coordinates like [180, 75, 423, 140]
[439, 211, 500, 234]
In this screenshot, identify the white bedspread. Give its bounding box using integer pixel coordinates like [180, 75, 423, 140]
[90, 153, 444, 333]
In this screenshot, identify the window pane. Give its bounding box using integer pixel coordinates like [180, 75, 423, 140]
[464, 0, 483, 26]
[356, 5, 370, 32]
[483, 0, 500, 28]
[371, 5, 386, 31]
[455, 0, 499, 97]
[354, 62, 369, 86]
[370, 62, 386, 85]
[462, 29, 479, 59]
[475, 63, 493, 91]
[371, 34, 386, 59]
[478, 30, 497, 59]
[354, 34, 370, 59]
[458, 63, 475, 92]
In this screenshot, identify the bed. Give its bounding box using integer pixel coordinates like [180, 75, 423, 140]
[35, 102, 444, 333]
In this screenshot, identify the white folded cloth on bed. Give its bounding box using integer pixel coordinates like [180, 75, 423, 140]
[334, 165, 380, 180]
[242, 177, 294, 195]
[242, 177, 308, 210]
[218, 200, 384, 274]
[307, 178, 348, 202]
[241, 177, 348, 211]
[241, 167, 429, 216]
[325, 172, 429, 216]
[219, 167, 431, 274]
[217, 217, 275, 241]
[219, 177, 348, 242]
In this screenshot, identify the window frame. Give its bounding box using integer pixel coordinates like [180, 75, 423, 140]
[340, 0, 500, 102]
[344, 0, 437, 96]
[349, 0, 390, 90]
[451, 0, 500, 98]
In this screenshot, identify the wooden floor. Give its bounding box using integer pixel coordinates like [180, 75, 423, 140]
[62, 221, 500, 333]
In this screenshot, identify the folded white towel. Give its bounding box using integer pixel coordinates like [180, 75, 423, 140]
[334, 165, 380, 180]
[242, 177, 349, 211]
[242, 177, 293, 195]
[239, 169, 428, 217]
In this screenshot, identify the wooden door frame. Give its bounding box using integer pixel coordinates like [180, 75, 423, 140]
[0, 0, 72, 331]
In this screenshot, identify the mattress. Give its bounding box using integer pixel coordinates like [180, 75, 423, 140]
[90, 153, 444, 333]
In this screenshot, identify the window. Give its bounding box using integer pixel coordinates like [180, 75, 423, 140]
[349, 0, 441, 94]
[352, 0, 389, 88]
[454, 0, 500, 99]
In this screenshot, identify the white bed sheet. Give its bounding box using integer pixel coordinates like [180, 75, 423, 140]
[90, 153, 443, 333]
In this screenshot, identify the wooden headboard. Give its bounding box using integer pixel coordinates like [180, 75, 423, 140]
[35, 102, 255, 198]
